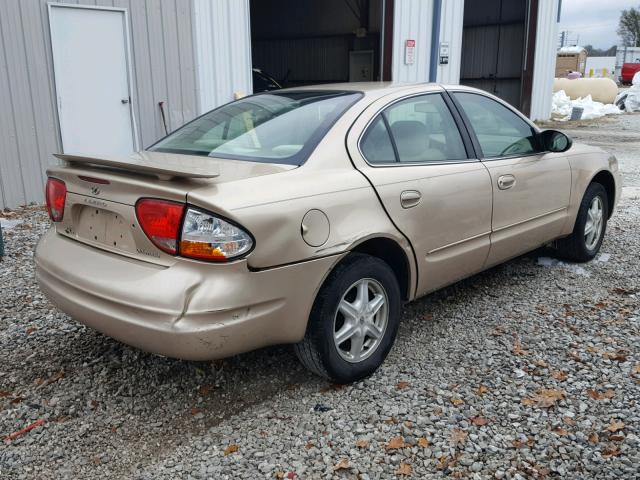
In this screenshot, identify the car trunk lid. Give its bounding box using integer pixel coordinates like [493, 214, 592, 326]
[48, 151, 295, 266]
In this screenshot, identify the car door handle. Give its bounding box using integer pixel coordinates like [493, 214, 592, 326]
[497, 174, 516, 190]
[400, 190, 421, 208]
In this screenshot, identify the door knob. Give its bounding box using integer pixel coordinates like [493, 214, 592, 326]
[497, 174, 516, 190]
[121, 98, 130, 104]
[400, 190, 421, 208]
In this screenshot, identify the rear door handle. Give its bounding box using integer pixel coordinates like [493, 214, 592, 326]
[400, 190, 421, 208]
[497, 174, 516, 190]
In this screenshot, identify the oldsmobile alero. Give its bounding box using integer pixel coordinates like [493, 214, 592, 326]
[35, 83, 621, 383]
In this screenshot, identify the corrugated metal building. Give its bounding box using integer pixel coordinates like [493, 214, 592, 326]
[0, 0, 560, 209]
[0, 0, 204, 209]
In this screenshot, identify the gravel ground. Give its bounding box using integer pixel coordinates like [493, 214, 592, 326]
[1, 114, 639, 479]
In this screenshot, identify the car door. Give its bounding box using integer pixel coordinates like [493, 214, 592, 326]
[347, 88, 493, 297]
[451, 91, 572, 267]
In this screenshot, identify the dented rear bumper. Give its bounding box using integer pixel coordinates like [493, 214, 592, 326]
[35, 229, 342, 360]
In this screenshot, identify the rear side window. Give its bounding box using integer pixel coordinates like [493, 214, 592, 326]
[151, 91, 362, 166]
[453, 92, 540, 158]
[360, 116, 396, 164]
[360, 93, 468, 164]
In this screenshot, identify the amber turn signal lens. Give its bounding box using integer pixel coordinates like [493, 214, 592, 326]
[179, 240, 227, 260]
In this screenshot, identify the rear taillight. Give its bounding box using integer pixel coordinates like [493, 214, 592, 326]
[135, 199, 185, 254]
[135, 200, 254, 261]
[45, 178, 67, 222]
[179, 207, 254, 261]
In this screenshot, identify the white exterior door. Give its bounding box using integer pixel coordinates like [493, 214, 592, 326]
[49, 5, 136, 156]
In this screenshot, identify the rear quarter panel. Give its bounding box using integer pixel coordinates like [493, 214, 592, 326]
[187, 162, 414, 275]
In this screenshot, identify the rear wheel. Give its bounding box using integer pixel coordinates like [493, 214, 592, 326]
[555, 182, 608, 262]
[294, 253, 401, 383]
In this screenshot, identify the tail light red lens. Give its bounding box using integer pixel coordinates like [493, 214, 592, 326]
[45, 178, 67, 222]
[135, 199, 185, 254]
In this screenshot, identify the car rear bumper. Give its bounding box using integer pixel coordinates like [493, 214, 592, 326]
[35, 229, 342, 360]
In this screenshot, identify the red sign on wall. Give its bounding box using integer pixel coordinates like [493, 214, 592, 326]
[405, 39, 416, 65]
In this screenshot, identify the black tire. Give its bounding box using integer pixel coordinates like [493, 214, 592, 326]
[555, 182, 608, 262]
[294, 253, 401, 383]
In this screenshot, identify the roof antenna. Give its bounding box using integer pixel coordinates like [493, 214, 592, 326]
[158, 101, 169, 136]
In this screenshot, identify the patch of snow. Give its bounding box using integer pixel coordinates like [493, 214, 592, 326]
[537, 256, 590, 276]
[558, 46, 586, 54]
[597, 253, 611, 263]
[537, 257, 559, 267]
[565, 264, 590, 276]
[0, 218, 21, 230]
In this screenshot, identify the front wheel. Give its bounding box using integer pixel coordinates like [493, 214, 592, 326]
[294, 253, 401, 383]
[555, 182, 608, 262]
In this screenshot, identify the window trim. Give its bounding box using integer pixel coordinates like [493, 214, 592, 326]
[380, 113, 401, 163]
[446, 90, 545, 162]
[357, 92, 478, 168]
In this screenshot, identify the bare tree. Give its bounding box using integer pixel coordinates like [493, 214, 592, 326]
[618, 7, 640, 47]
[584, 45, 618, 56]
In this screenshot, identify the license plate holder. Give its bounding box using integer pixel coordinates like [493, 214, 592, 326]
[76, 206, 135, 251]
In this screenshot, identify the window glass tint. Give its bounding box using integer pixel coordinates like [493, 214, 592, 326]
[360, 116, 396, 164]
[453, 92, 539, 158]
[151, 91, 362, 166]
[383, 94, 467, 163]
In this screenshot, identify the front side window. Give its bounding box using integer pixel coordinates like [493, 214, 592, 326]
[359, 93, 468, 164]
[453, 92, 540, 158]
[151, 91, 362, 166]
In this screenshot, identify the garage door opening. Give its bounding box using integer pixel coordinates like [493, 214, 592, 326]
[249, 0, 391, 92]
[460, 0, 537, 114]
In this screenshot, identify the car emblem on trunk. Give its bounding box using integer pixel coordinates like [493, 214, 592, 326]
[90, 186, 101, 196]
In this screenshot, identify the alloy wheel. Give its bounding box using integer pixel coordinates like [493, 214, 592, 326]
[333, 278, 389, 363]
[584, 195, 604, 250]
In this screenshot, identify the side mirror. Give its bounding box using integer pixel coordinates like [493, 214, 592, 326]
[540, 129, 572, 153]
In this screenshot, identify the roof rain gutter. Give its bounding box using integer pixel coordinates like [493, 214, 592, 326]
[429, 0, 442, 82]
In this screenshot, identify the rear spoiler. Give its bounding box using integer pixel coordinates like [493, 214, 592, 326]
[54, 152, 220, 180]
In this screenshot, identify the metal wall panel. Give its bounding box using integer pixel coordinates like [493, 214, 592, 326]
[392, 0, 466, 86]
[0, 0, 198, 209]
[530, 0, 560, 121]
[460, 25, 500, 79]
[436, 0, 464, 84]
[250, 0, 376, 38]
[193, 0, 252, 114]
[249, 0, 382, 86]
[391, 0, 433, 83]
[252, 36, 352, 84]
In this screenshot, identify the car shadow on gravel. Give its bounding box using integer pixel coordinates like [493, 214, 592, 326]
[24, 319, 323, 425]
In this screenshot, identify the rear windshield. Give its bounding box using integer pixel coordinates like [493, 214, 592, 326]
[150, 90, 362, 166]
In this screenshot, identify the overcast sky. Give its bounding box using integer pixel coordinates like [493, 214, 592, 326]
[558, 0, 638, 48]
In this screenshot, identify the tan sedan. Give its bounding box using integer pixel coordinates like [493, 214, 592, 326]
[36, 83, 621, 383]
